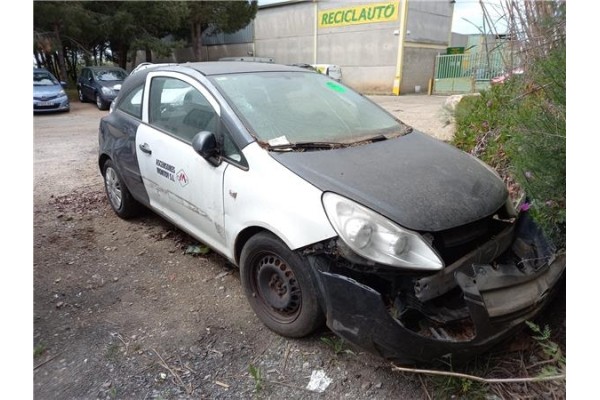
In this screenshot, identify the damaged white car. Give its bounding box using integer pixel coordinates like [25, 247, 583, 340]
[98, 62, 565, 363]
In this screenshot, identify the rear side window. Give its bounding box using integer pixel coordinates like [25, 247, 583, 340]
[148, 77, 218, 143]
[117, 85, 144, 119]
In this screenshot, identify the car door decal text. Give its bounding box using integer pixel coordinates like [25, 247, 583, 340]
[156, 159, 176, 182]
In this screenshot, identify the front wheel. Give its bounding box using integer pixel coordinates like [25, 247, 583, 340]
[240, 232, 325, 338]
[102, 160, 141, 219]
[96, 93, 109, 110]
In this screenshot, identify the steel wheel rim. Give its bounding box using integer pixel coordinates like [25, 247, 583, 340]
[253, 253, 302, 323]
[96, 95, 102, 108]
[78, 89, 84, 101]
[105, 167, 122, 209]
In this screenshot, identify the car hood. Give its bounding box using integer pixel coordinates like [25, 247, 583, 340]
[270, 131, 508, 232]
[33, 85, 63, 97]
[98, 81, 124, 90]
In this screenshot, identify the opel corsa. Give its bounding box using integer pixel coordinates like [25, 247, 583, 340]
[98, 62, 565, 363]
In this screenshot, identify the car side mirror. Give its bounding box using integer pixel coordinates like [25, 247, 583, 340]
[60, 81, 67, 88]
[192, 131, 221, 167]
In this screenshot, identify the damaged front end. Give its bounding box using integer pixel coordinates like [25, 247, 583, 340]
[304, 210, 565, 364]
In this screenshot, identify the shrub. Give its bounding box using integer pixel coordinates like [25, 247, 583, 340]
[452, 46, 565, 249]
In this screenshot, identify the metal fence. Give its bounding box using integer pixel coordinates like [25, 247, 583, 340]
[433, 52, 507, 94]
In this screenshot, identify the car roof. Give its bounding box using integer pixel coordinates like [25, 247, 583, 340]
[118, 61, 309, 108]
[161, 61, 304, 76]
[188, 61, 304, 76]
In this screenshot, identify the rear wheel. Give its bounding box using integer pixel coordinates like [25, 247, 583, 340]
[240, 232, 325, 337]
[102, 160, 141, 219]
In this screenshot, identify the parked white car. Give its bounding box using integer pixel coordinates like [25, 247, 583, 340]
[98, 61, 565, 363]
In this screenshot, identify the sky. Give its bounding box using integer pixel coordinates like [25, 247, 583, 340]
[451, 0, 507, 34]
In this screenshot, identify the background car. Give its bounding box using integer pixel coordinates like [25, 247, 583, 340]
[77, 66, 128, 110]
[291, 63, 343, 82]
[33, 68, 70, 113]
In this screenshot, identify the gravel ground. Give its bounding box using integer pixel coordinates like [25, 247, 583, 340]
[32, 96, 451, 400]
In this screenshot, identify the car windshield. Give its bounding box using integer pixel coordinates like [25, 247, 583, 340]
[34, 71, 59, 86]
[94, 69, 127, 81]
[210, 71, 409, 146]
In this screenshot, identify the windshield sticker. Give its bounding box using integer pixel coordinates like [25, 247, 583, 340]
[326, 81, 346, 93]
[156, 159, 175, 182]
[268, 135, 290, 146]
[176, 170, 189, 187]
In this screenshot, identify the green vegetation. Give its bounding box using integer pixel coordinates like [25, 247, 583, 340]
[248, 363, 264, 392]
[34, 343, 47, 358]
[33, 1, 258, 84]
[320, 335, 355, 356]
[105, 342, 121, 361]
[452, 2, 565, 249]
[526, 320, 565, 376]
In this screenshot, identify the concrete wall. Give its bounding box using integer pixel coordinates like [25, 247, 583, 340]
[405, 1, 453, 44]
[132, 1, 454, 95]
[400, 1, 453, 94]
[400, 47, 439, 94]
[252, 1, 404, 93]
[205, 43, 256, 61]
[316, 2, 400, 93]
[450, 33, 469, 48]
[254, 2, 315, 63]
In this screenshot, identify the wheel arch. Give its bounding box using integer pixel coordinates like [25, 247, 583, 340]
[98, 153, 111, 176]
[234, 226, 271, 266]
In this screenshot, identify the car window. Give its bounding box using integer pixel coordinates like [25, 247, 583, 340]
[34, 71, 58, 86]
[220, 122, 245, 166]
[211, 72, 407, 145]
[149, 77, 218, 143]
[117, 84, 144, 119]
[94, 69, 128, 81]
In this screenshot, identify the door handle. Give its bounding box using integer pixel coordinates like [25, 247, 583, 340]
[138, 143, 152, 154]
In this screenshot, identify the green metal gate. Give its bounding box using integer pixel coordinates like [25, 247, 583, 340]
[432, 52, 505, 95]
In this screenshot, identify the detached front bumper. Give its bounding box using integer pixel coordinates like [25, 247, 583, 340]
[308, 215, 566, 364]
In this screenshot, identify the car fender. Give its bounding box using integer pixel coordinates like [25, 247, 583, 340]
[224, 142, 336, 254]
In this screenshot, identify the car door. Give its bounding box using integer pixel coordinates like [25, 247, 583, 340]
[136, 71, 229, 255]
[81, 69, 94, 100]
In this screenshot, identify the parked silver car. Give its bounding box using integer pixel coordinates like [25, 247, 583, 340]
[33, 68, 70, 113]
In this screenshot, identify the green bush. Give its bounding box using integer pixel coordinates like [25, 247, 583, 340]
[452, 47, 565, 249]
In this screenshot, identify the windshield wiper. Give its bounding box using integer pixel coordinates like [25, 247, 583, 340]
[268, 141, 345, 151]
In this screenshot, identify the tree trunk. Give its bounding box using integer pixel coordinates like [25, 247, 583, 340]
[145, 46, 152, 63]
[191, 22, 202, 61]
[34, 50, 44, 69]
[54, 24, 68, 82]
[118, 44, 129, 69]
[130, 49, 137, 71]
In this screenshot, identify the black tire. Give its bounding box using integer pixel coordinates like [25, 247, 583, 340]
[77, 88, 86, 103]
[240, 232, 325, 338]
[102, 160, 141, 219]
[96, 93, 109, 110]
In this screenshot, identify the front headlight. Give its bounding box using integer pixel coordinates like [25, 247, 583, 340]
[322, 192, 443, 270]
[58, 89, 66, 96]
[101, 86, 114, 95]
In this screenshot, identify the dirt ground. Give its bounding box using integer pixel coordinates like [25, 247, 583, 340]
[33, 96, 564, 399]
